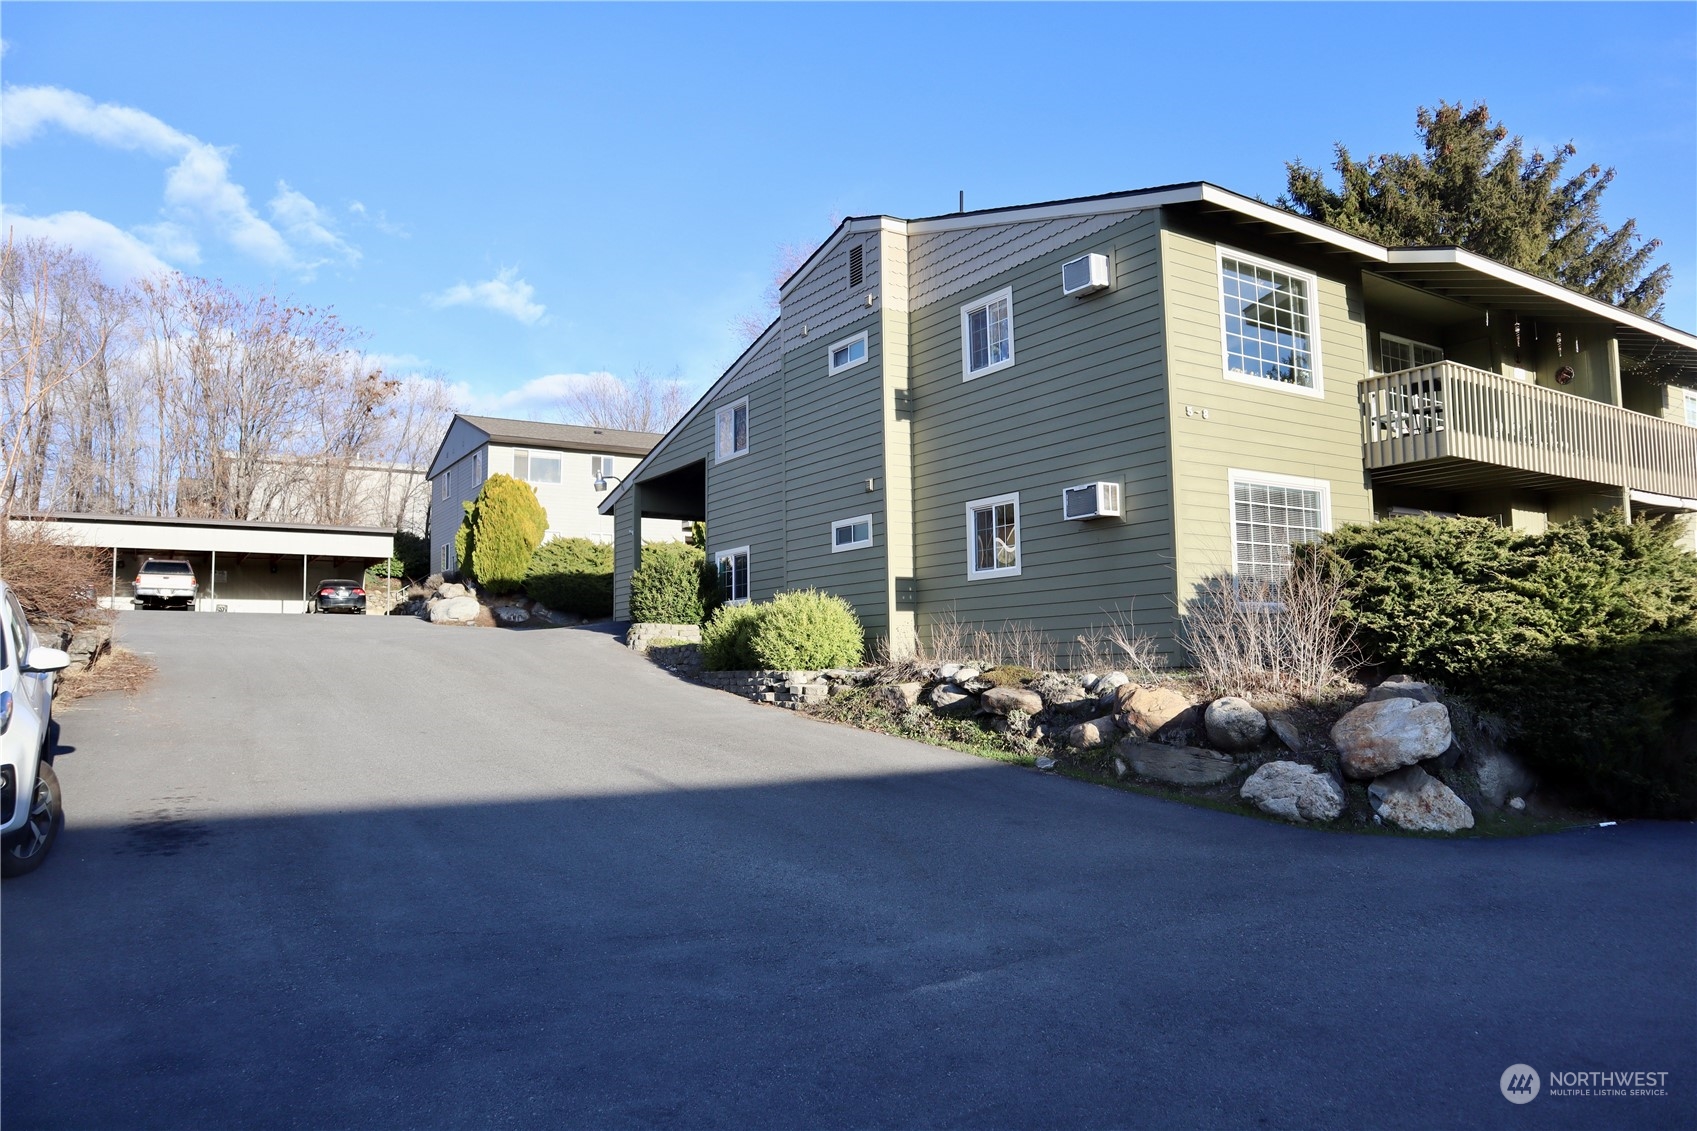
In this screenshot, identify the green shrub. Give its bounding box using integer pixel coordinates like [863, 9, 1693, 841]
[525, 537, 613, 617]
[466, 474, 548, 594]
[453, 500, 475, 578]
[393, 531, 430, 581]
[1313, 511, 1697, 682]
[748, 589, 865, 670]
[1476, 632, 1697, 819]
[630, 541, 706, 624]
[700, 603, 765, 670]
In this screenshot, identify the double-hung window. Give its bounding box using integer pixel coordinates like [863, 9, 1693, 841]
[716, 398, 749, 462]
[828, 332, 868, 375]
[1379, 332, 1443, 374]
[513, 448, 562, 484]
[965, 492, 1020, 579]
[716, 546, 750, 604]
[831, 514, 873, 553]
[592, 455, 616, 481]
[1228, 471, 1330, 587]
[1684, 390, 1697, 428]
[960, 287, 1014, 380]
[1219, 250, 1321, 396]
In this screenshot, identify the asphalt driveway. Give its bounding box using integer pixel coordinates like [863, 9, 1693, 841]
[4, 612, 1693, 1129]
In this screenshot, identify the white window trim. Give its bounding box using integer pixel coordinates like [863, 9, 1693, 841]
[1226, 469, 1332, 586]
[827, 331, 869, 376]
[715, 397, 750, 463]
[715, 545, 751, 605]
[513, 448, 563, 485]
[830, 514, 874, 553]
[1379, 331, 1444, 374]
[960, 286, 1016, 381]
[1683, 389, 1697, 428]
[1217, 245, 1325, 400]
[965, 491, 1022, 580]
[592, 454, 616, 480]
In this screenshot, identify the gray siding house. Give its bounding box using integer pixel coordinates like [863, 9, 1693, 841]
[600, 182, 1697, 661]
[426, 415, 684, 576]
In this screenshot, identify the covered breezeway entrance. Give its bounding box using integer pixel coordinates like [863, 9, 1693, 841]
[11, 513, 395, 614]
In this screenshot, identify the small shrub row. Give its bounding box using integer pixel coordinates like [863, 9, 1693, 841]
[700, 589, 865, 671]
[630, 541, 712, 624]
[525, 537, 613, 617]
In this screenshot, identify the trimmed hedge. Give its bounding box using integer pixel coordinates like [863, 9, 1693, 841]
[526, 537, 613, 617]
[699, 589, 866, 671]
[630, 542, 707, 624]
[1312, 512, 1697, 682]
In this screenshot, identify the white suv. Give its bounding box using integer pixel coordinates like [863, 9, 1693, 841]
[1, 580, 70, 877]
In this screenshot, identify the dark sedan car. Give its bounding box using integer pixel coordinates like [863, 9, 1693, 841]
[309, 579, 366, 614]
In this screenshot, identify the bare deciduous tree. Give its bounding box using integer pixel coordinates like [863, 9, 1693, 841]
[730, 219, 838, 345]
[555, 367, 690, 434]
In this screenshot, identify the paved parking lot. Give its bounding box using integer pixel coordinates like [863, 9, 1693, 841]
[4, 612, 1694, 1128]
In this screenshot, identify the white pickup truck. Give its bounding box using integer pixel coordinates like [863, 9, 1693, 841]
[133, 559, 199, 610]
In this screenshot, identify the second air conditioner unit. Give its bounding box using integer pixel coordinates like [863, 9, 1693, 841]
[1063, 481, 1122, 521]
[1061, 252, 1110, 297]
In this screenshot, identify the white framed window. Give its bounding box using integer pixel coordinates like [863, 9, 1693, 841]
[716, 398, 749, 462]
[716, 546, 750, 605]
[960, 287, 1014, 380]
[965, 492, 1021, 579]
[831, 514, 873, 553]
[1379, 332, 1443, 374]
[1228, 470, 1331, 586]
[513, 448, 562, 484]
[440, 545, 449, 571]
[1683, 390, 1697, 428]
[592, 455, 616, 480]
[828, 331, 868, 376]
[437, 473, 449, 500]
[1218, 248, 1322, 397]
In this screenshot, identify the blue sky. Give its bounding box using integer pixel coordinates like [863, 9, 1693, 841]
[4, 2, 1693, 417]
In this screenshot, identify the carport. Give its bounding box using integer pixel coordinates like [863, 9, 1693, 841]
[13, 513, 395, 614]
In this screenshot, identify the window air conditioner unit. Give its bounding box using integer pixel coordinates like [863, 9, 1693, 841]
[1061, 252, 1110, 297]
[1063, 481, 1122, 521]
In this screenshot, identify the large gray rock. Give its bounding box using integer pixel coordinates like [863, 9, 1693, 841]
[928, 683, 976, 712]
[1333, 698, 1453, 780]
[1113, 685, 1194, 740]
[1367, 675, 1441, 704]
[870, 682, 924, 713]
[1368, 765, 1475, 833]
[980, 686, 1043, 717]
[1099, 671, 1131, 691]
[1240, 761, 1345, 823]
[493, 605, 530, 625]
[1204, 697, 1268, 753]
[429, 595, 481, 625]
[1031, 674, 1093, 713]
[1467, 746, 1538, 809]
[437, 582, 468, 600]
[1118, 739, 1237, 786]
[1064, 716, 1121, 749]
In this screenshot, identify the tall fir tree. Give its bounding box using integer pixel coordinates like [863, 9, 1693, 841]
[1281, 101, 1671, 318]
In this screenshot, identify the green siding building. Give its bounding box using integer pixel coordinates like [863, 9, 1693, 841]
[602, 183, 1697, 662]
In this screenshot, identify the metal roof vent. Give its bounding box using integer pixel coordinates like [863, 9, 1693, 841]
[848, 244, 864, 289]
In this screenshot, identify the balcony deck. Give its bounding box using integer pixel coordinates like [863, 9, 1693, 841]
[1360, 362, 1697, 500]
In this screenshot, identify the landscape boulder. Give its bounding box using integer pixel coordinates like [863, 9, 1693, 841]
[1064, 716, 1121, 749]
[1266, 711, 1304, 755]
[1466, 746, 1538, 809]
[1366, 675, 1441, 705]
[871, 682, 924, 713]
[1332, 698, 1453, 779]
[1113, 685, 1194, 740]
[980, 686, 1044, 717]
[1031, 674, 1093, 714]
[493, 606, 530, 625]
[928, 683, 976, 713]
[429, 596, 481, 625]
[437, 582, 468, 600]
[1240, 761, 1345, 823]
[1367, 765, 1475, 833]
[1204, 697, 1268, 753]
[1116, 739, 1237, 786]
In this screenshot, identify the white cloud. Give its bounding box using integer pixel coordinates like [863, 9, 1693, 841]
[348, 199, 410, 238]
[427, 268, 546, 325]
[449, 371, 609, 416]
[0, 84, 358, 278]
[364, 351, 432, 374]
[0, 207, 173, 281]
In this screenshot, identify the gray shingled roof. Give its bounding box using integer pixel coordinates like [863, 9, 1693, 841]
[456, 415, 663, 457]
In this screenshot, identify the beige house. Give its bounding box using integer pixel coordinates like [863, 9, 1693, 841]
[600, 181, 1697, 661]
[426, 415, 685, 575]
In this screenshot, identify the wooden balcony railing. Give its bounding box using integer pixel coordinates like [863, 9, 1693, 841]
[1360, 361, 1697, 499]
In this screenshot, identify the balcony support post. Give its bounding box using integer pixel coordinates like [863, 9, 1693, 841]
[1607, 336, 1624, 409]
